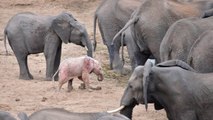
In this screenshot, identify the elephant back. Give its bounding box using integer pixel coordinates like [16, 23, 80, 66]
[157, 60, 195, 72]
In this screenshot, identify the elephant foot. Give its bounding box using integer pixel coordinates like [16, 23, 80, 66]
[113, 68, 124, 74]
[79, 83, 86, 90]
[79, 84, 91, 91]
[19, 73, 33, 80]
[45, 77, 52, 81]
[47, 75, 58, 81]
[90, 86, 102, 90]
[67, 85, 73, 92]
[67, 88, 73, 92]
[113, 67, 131, 75]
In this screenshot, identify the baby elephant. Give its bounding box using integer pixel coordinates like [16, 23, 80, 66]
[53, 56, 103, 92]
[18, 108, 130, 120]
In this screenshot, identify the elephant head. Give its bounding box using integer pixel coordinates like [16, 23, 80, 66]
[84, 57, 104, 82]
[108, 60, 163, 119]
[52, 12, 93, 57]
[92, 59, 104, 81]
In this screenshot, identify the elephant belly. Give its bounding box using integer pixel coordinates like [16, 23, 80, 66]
[23, 33, 46, 54]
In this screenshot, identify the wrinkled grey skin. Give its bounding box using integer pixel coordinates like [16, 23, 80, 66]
[113, 0, 213, 67]
[94, 0, 141, 73]
[18, 108, 130, 120]
[4, 12, 93, 80]
[120, 60, 213, 120]
[160, 16, 213, 64]
[0, 111, 16, 120]
[187, 30, 213, 73]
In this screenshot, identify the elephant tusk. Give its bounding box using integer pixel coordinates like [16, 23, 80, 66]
[85, 46, 88, 51]
[107, 105, 125, 113]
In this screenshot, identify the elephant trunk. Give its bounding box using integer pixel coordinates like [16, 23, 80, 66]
[120, 97, 138, 119]
[82, 29, 93, 58]
[120, 104, 136, 120]
[106, 104, 136, 120]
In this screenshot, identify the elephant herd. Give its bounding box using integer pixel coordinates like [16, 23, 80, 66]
[2, 0, 213, 120]
[105, 0, 213, 120]
[95, 0, 213, 119]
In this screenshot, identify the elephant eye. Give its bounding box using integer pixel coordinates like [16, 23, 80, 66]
[129, 84, 133, 89]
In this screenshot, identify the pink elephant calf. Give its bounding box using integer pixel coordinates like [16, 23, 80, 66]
[53, 56, 104, 92]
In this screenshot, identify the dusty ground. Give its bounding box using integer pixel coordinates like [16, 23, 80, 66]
[0, 0, 166, 119]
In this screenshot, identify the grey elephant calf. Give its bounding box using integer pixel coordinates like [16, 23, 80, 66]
[52, 56, 104, 92]
[18, 108, 130, 120]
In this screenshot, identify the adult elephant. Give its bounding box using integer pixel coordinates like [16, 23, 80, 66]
[160, 16, 213, 72]
[4, 12, 93, 80]
[112, 0, 213, 67]
[187, 30, 213, 73]
[110, 60, 213, 120]
[94, 0, 141, 73]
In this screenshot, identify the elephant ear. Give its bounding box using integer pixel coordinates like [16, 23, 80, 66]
[83, 56, 94, 73]
[52, 13, 72, 44]
[143, 60, 153, 111]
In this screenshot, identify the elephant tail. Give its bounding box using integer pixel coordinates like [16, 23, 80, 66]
[120, 31, 125, 67]
[4, 29, 9, 55]
[52, 68, 59, 82]
[187, 43, 196, 69]
[93, 12, 98, 51]
[111, 16, 139, 45]
[187, 30, 204, 69]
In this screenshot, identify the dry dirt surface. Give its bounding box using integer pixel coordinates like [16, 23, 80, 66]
[0, 0, 166, 119]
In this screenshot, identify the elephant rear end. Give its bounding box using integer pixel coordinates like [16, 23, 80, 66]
[187, 30, 213, 73]
[5, 12, 49, 54]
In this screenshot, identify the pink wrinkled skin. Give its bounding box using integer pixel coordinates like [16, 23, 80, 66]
[54, 56, 103, 92]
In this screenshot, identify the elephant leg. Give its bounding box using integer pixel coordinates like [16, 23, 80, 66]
[134, 51, 150, 66]
[58, 78, 68, 92]
[81, 72, 92, 92]
[126, 45, 137, 71]
[44, 40, 62, 81]
[15, 53, 33, 80]
[107, 44, 123, 72]
[67, 79, 73, 92]
[53, 45, 61, 81]
[112, 44, 123, 73]
[126, 35, 138, 71]
[78, 76, 86, 90]
[107, 45, 114, 70]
